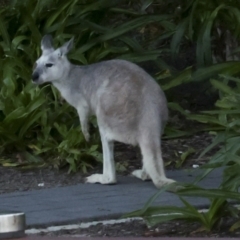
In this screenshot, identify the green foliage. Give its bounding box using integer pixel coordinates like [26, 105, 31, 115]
[0, 0, 238, 177]
[175, 147, 196, 168]
[125, 184, 240, 231]
[158, 62, 240, 92]
[0, 0, 176, 171]
[170, 0, 240, 67]
[188, 75, 240, 189]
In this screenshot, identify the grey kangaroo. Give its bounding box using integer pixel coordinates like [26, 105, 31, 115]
[32, 35, 175, 189]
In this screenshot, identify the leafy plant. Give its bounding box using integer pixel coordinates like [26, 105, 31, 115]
[185, 75, 240, 189]
[170, 0, 240, 67]
[0, 0, 177, 171]
[125, 185, 240, 231]
[175, 147, 196, 168]
[0, 0, 240, 173]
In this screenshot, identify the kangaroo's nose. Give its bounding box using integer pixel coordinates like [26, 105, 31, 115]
[32, 72, 39, 82]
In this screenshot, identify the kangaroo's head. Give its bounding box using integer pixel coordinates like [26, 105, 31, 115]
[32, 35, 74, 84]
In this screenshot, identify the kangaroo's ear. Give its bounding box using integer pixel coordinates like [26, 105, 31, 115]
[58, 37, 74, 56]
[41, 35, 54, 53]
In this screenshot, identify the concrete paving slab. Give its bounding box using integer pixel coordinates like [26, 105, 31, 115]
[0, 168, 223, 228]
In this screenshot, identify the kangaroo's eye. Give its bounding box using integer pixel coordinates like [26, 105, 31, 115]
[45, 63, 53, 68]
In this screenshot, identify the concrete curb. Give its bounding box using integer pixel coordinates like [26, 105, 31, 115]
[1, 168, 223, 228]
[15, 237, 240, 240]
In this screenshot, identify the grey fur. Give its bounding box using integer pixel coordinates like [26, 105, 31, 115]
[32, 35, 175, 189]
[41, 35, 54, 52]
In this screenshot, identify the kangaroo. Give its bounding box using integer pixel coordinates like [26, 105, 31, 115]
[32, 35, 175, 189]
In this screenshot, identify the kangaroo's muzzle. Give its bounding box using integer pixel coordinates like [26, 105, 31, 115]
[32, 72, 40, 82]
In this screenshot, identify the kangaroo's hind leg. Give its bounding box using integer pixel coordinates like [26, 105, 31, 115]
[85, 130, 116, 184]
[139, 136, 175, 189]
[132, 167, 151, 181]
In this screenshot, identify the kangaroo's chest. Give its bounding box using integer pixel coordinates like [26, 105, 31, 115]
[56, 86, 78, 109]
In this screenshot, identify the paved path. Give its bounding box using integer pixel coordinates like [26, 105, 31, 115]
[0, 168, 223, 227]
[16, 237, 239, 240]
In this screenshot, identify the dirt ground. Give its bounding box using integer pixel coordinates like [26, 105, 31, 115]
[0, 131, 215, 194]
[34, 218, 240, 238]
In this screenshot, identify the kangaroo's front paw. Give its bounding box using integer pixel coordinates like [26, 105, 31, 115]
[85, 174, 116, 185]
[82, 129, 90, 142]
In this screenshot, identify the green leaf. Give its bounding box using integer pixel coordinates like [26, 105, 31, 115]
[176, 147, 196, 168]
[18, 111, 45, 138]
[210, 79, 235, 95]
[178, 187, 240, 201]
[78, 15, 171, 54]
[170, 18, 188, 59]
[0, 10, 10, 48]
[44, 1, 73, 29]
[230, 220, 240, 232]
[193, 62, 240, 81]
[12, 36, 29, 48]
[162, 67, 192, 91]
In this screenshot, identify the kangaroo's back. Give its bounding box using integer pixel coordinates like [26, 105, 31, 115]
[74, 59, 168, 145]
[82, 60, 167, 124]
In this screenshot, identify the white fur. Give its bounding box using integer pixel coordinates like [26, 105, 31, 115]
[32, 35, 176, 189]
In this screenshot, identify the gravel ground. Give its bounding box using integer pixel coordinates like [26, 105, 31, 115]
[32, 217, 240, 238]
[0, 132, 216, 194]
